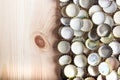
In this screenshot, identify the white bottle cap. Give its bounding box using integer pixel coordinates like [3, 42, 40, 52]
[92, 12, 105, 25]
[103, 1, 117, 14]
[88, 53, 101, 66]
[71, 41, 84, 54]
[98, 0, 111, 8]
[98, 62, 110, 75]
[74, 54, 87, 67]
[64, 64, 77, 78]
[60, 27, 74, 40]
[66, 3, 79, 17]
[57, 41, 70, 54]
[70, 18, 83, 31]
[59, 55, 72, 66]
[114, 11, 120, 25]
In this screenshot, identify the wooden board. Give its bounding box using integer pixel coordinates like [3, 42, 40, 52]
[0, 0, 61, 79]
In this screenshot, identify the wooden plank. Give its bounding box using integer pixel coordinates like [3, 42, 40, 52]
[0, 0, 61, 79]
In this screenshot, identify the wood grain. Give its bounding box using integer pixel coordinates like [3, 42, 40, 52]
[0, 0, 61, 79]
